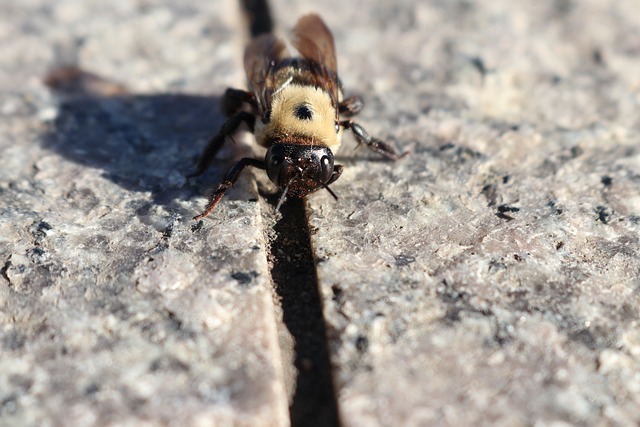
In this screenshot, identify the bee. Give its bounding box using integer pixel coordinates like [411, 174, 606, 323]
[191, 14, 404, 220]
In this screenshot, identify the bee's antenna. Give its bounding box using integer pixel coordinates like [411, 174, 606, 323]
[275, 183, 290, 211]
[322, 183, 339, 200]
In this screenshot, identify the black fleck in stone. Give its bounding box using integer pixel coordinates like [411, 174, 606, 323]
[570, 145, 583, 158]
[38, 221, 53, 232]
[232, 270, 259, 286]
[497, 204, 520, 213]
[355, 335, 369, 352]
[595, 205, 612, 224]
[190, 220, 203, 232]
[395, 254, 416, 267]
[547, 199, 563, 215]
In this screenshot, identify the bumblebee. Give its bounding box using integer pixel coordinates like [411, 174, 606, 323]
[191, 14, 404, 220]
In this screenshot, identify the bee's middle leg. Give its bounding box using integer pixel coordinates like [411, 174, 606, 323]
[340, 120, 406, 160]
[188, 111, 256, 179]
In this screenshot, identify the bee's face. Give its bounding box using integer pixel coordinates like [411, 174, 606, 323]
[265, 143, 335, 197]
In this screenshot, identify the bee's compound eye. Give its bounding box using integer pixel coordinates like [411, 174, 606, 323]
[320, 155, 334, 183]
[270, 154, 284, 167]
[293, 104, 313, 120]
[266, 151, 286, 185]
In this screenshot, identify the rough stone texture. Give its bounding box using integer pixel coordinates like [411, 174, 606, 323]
[0, 1, 289, 426]
[4, 0, 640, 426]
[270, 0, 640, 426]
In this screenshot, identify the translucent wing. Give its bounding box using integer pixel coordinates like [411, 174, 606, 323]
[244, 34, 287, 119]
[292, 14, 340, 108]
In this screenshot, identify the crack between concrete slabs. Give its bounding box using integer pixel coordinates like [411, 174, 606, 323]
[238, 1, 341, 423]
[261, 196, 341, 427]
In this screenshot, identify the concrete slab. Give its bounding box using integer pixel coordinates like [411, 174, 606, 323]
[0, 1, 289, 425]
[268, 0, 640, 425]
[5, 0, 640, 425]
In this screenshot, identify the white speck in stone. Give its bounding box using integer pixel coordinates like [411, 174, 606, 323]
[38, 107, 58, 122]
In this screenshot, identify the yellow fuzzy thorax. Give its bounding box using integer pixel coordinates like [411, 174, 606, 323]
[255, 83, 342, 152]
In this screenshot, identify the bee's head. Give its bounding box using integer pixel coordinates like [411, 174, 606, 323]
[265, 143, 335, 199]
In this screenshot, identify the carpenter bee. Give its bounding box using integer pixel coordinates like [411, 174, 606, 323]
[191, 14, 404, 220]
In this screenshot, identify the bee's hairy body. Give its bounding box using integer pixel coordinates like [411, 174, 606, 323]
[255, 64, 343, 153]
[190, 14, 404, 220]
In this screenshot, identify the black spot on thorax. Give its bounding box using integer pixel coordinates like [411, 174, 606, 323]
[294, 104, 313, 120]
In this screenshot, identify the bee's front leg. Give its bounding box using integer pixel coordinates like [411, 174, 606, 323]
[188, 111, 256, 179]
[193, 158, 266, 220]
[340, 120, 407, 160]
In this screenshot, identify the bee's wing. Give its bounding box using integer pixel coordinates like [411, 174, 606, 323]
[244, 34, 287, 118]
[292, 14, 340, 109]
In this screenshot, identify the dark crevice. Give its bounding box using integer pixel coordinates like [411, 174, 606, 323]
[1, 259, 12, 285]
[239, 1, 340, 424]
[263, 197, 340, 427]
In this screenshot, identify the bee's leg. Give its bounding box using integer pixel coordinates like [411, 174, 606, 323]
[339, 96, 364, 117]
[340, 120, 407, 160]
[221, 88, 257, 116]
[188, 111, 256, 179]
[193, 158, 266, 220]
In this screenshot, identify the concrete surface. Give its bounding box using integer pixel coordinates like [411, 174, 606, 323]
[2, 0, 640, 427]
[277, 0, 640, 426]
[1, 1, 288, 426]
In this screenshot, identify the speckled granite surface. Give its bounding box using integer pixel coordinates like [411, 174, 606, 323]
[275, 0, 640, 426]
[0, 1, 288, 425]
[1, 0, 639, 426]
